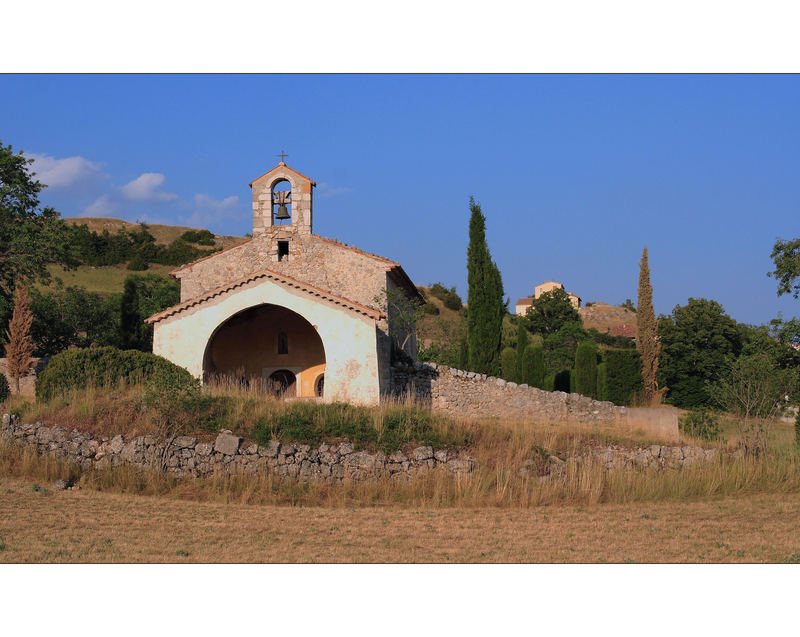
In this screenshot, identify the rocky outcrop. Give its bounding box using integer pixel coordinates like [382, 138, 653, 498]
[0, 415, 474, 483]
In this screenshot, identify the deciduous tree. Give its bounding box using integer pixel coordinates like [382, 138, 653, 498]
[657, 298, 741, 408]
[768, 237, 800, 299]
[0, 142, 75, 301]
[523, 287, 580, 336]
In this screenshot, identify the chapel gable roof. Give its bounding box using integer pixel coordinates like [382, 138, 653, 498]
[248, 163, 316, 187]
[145, 267, 385, 325]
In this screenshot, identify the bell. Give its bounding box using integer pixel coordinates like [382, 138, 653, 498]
[275, 204, 290, 220]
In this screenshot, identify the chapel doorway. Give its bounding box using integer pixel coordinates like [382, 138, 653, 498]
[202, 303, 326, 398]
[268, 369, 296, 397]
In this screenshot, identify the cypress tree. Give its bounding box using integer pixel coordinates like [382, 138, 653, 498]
[500, 347, 516, 381]
[574, 341, 598, 398]
[596, 361, 608, 401]
[525, 345, 545, 388]
[466, 197, 505, 376]
[514, 321, 530, 383]
[637, 246, 660, 405]
[120, 278, 144, 350]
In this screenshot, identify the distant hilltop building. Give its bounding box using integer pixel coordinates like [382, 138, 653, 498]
[515, 281, 581, 316]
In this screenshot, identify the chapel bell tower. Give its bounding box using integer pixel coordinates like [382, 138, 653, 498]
[249, 153, 315, 239]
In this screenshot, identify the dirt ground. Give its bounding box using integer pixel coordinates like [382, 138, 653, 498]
[2, 475, 799, 563]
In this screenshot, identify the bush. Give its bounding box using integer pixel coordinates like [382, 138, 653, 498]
[422, 301, 440, 315]
[36, 347, 194, 402]
[428, 283, 463, 311]
[543, 374, 555, 392]
[500, 347, 516, 381]
[250, 401, 467, 453]
[180, 229, 215, 246]
[679, 409, 723, 442]
[574, 341, 598, 398]
[0, 373, 9, 402]
[604, 348, 643, 405]
[523, 345, 545, 388]
[126, 253, 149, 271]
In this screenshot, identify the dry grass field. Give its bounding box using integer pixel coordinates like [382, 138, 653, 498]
[2, 474, 799, 563]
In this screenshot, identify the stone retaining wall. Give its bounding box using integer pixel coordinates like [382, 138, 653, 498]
[390, 362, 680, 440]
[0, 415, 474, 483]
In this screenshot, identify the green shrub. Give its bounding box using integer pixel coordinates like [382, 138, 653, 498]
[428, 283, 463, 311]
[604, 348, 643, 405]
[250, 401, 467, 453]
[500, 347, 516, 381]
[596, 362, 608, 401]
[36, 347, 194, 402]
[523, 345, 545, 388]
[574, 341, 598, 398]
[0, 373, 9, 402]
[180, 229, 215, 246]
[543, 374, 555, 392]
[422, 301, 440, 315]
[126, 253, 149, 271]
[554, 369, 572, 393]
[679, 408, 723, 441]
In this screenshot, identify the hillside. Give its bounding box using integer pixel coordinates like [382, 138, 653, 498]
[40, 218, 248, 296]
[416, 286, 466, 349]
[64, 217, 246, 251]
[579, 302, 638, 338]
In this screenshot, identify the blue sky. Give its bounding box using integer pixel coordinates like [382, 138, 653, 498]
[1, 74, 798, 326]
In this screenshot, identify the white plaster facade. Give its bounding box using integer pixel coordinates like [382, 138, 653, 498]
[152, 276, 382, 405]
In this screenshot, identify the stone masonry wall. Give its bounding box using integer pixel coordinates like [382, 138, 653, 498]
[177, 232, 392, 316]
[1, 415, 474, 483]
[391, 362, 620, 424]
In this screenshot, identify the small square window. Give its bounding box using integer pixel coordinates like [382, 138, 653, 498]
[278, 241, 289, 261]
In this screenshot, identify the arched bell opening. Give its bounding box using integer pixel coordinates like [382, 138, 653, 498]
[271, 178, 292, 226]
[202, 303, 326, 398]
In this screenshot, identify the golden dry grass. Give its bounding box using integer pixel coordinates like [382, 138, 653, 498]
[2, 473, 799, 563]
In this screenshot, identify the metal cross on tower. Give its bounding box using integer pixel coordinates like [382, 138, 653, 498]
[277, 150, 289, 163]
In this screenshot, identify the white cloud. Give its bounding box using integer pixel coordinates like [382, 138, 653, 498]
[317, 182, 354, 199]
[27, 153, 102, 188]
[120, 172, 178, 202]
[82, 194, 116, 217]
[182, 193, 242, 229]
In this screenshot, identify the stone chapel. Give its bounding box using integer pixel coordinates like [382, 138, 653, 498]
[145, 160, 421, 405]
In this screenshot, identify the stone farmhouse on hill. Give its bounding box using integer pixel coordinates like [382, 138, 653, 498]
[145, 160, 421, 405]
[515, 280, 581, 316]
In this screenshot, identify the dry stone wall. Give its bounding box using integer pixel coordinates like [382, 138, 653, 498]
[391, 362, 619, 424]
[522, 443, 721, 480]
[1, 415, 474, 483]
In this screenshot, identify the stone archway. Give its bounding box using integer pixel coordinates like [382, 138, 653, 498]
[203, 303, 326, 398]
